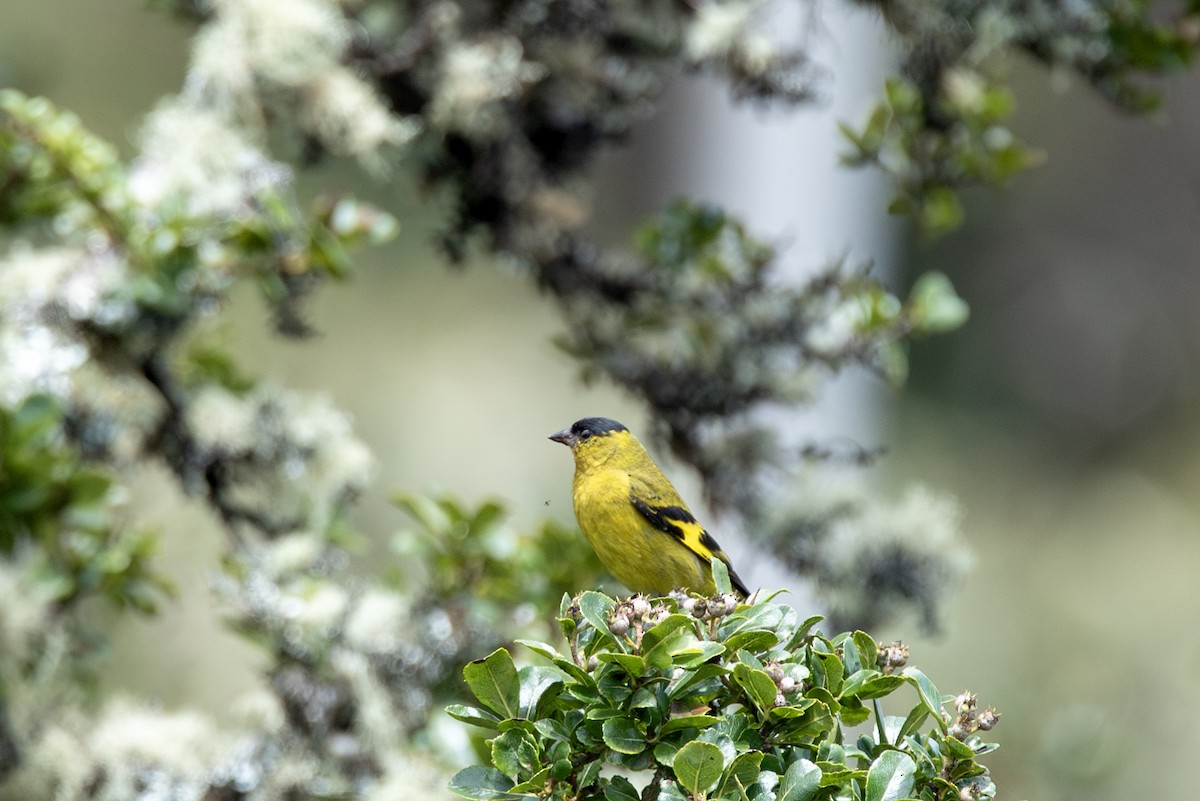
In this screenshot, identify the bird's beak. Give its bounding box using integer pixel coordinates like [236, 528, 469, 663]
[549, 428, 575, 447]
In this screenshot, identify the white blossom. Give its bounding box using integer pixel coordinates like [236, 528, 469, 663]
[131, 100, 289, 218]
[0, 246, 131, 404]
[330, 647, 402, 746]
[16, 698, 228, 801]
[368, 751, 457, 801]
[209, 0, 349, 87]
[685, 1, 760, 62]
[805, 295, 869, 354]
[230, 688, 287, 733]
[0, 555, 59, 662]
[824, 483, 973, 579]
[263, 530, 326, 577]
[302, 67, 420, 169]
[430, 37, 544, 135]
[187, 385, 259, 454]
[279, 390, 375, 520]
[91, 699, 224, 779]
[281, 579, 349, 637]
[344, 587, 409, 653]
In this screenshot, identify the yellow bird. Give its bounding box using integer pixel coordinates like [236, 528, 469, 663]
[550, 417, 749, 597]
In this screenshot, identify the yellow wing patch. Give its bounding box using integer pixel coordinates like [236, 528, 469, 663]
[630, 497, 717, 562]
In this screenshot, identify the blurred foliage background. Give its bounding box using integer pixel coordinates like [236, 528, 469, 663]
[3, 0, 1200, 800]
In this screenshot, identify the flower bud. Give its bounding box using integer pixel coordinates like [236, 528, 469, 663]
[877, 640, 910, 673]
[976, 706, 1001, 731]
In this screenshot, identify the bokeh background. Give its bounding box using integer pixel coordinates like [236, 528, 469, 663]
[4, 1, 1200, 799]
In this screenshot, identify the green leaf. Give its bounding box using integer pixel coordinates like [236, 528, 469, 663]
[464, 648, 520, 719]
[642, 613, 695, 653]
[716, 751, 764, 798]
[514, 639, 564, 662]
[604, 775, 640, 801]
[880, 340, 909, 387]
[518, 665, 565, 719]
[908, 271, 969, 333]
[515, 639, 592, 684]
[576, 759, 602, 789]
[841, 670, 906, 701]
[658, 714, 719, 735]
[666, 663, 727, 702]
[818, 742, 845, 765]
[766, 699, 816, 722]
[902, 667, 945, 731]
[602, 716, 646, 755]
[446, 704, 501, 729]
[597, 652, 647, 676]
[777, 758, 822, 801]
[851, 631, 879, 671]
[795, 615, 825, 642]
[814, 651, 845, 697]
[447, 766, 531, 800]
[510, 766, 551, 794]
[838, 700, 871, 727]
[654, 741, 679, 767]
[629, 685, 658, 710]
[672, 740, 725, 796]
[864, 750, 916, 801]
[722, 630, 778, 653]
[11, 394, 62, 442]
[817, 765, 866, 787]
[490, 728, 540, 781]
[733, 663, 778, 712]
[578, 591, 618, 645]
[943, 735, 976, 760]
[711, 556, 733, 595]
[897, 703, 930, 742]
[656, 779, 690, 801]
[919, 186, 964, 235]
[770, 700, 835, 744]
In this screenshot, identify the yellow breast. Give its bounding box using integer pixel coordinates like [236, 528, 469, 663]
[571, 466, 711, 595]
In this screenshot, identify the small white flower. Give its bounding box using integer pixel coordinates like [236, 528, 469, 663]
[263, 531, 325, 577]
[806, 296, 868, 354]
[344, 587, 408, 653]
[685, 2, 758, 62]
[212, 0, 348, 86]
[331, 648, 402, 746]
[0, 556, 59, 659]
[0, 247, 128, 403]
[302, 67, 420, 169]
[430, 37, 544, 135]
[942, 68, 987, 115]
[283, 580, 349, 634]
[230, 689, 286, 732]
[131, 100, 290, 218]
[90, 698, 222, 779]
[823, 483, 972, 578]
[187, 386, 259, 455]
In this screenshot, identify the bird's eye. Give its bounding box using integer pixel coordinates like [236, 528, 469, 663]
[578, 430, 593, 440]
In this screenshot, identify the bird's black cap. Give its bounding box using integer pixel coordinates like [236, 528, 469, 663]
[571, 417, 628, 436]
[550, 417, 629, 446]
